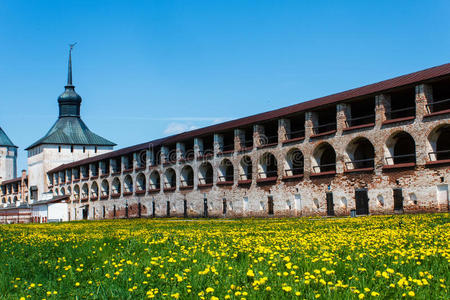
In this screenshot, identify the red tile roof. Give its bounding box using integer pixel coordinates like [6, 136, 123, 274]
[48, 63, 450, 174]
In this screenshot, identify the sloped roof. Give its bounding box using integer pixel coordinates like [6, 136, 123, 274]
[30, 195, 70, 206]
[0, 127, 17, 148]
[26, 117, 116, 150]
[48, 62, 450, 174]
[1, 176, 26, 185]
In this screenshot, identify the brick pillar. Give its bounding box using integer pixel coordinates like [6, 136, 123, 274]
[176, 142, 185, 161]
[161, 146, 169, 164]
[375, 94, 390, 127]
[279, 119, 290, 143]
[132, 152, 138, 169]
[305, 112, 314, 139]
[194, 138, 202, 158]
[147, 149, 154, 166]
[416, 84, 433, 118]
[254, 125, 264, 147]
[337, 103, 350, 134]
[214, 133, 223, 154]
[234, 129, 244, 151]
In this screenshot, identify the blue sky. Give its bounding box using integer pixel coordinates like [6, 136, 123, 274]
[0, 0, 449, 171]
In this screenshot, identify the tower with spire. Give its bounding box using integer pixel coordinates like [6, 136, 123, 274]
[0, 127, 17, 181]
[26, 45, 116, 201]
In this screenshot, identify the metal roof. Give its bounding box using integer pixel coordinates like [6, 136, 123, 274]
[48, 62, 450, 174]
[26, 117, 116, 150]
[0, 127, 17, 148]
[1, 176, 26, 185]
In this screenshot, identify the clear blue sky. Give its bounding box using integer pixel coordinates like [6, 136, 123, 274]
[0, 0, 449, 172]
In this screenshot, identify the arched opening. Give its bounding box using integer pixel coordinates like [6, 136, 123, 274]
[199, 162, 213, 185]
[218, 159, 234, 182]
[136, 173, 146, 192]
[60, 187, 65, 196]
[180, 166, 194, 187]
[312, 143, 336, 173]
[258, 152, 278, 179]
[345, 138, 375, 170]
[427, 124, 450, 161]
[101, 180, 109, 198]
[67, 186, 72, 196]
[81, 184, 88, 200]
[112, 178, 121, 195]
[164, 168, 176, 190]
[149, 171, 161, 190]
[124, 175, 133, 193]
[90, 182, 99, 200]
[239, 156, 253, 181]
[385, 131, 416, 165]
[13, 196, 18, 203]
[284, 148, 304, 176]
[74, 185, 80, 201]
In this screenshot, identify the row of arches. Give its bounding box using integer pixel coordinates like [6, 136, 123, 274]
[63, 126, 450, 200]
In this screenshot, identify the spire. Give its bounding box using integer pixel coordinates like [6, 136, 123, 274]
[58, 43, 82, 118]
[67, 43, 76, 86]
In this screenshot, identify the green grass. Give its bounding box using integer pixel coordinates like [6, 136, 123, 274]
[0, 214, 448, 299]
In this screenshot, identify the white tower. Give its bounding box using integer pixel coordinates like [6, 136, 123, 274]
[0, 127, 17, 181]
[26, 45, 115, 201]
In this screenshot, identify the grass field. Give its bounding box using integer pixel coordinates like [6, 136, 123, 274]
[0, 214, 448, 299]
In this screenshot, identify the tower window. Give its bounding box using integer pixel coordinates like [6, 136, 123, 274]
[58, 146, 61, 153]
[71, 145, 74, 153]
[83, 147, 86, 153]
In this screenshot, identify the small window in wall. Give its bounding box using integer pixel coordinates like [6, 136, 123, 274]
[222, 198, 227, 215]
[268, 196, 274, 215]
[83, 147, 86, 153]
[58, 146, 61, 153]
[243, 197, 249, 212]
[294, 194, 301, 211]
[95, 147, 98, 153]
[71, 145, 74, 153]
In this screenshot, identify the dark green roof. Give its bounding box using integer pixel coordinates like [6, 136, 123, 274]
[0, 127, 17, 148]
[26, 117, 116, 150]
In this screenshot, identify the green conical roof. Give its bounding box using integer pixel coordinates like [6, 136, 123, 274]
[0, 127, 17, 148]
[26, 117, 116, 150]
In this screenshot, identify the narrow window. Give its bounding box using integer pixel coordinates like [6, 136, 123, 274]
[83, 147, 86, 153]
[58, 146, 61, 153]
[95, 146, 98, 153]
[71, 145, 74, 153]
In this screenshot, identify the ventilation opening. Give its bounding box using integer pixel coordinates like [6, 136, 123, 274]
[201, 135, 214, 157]
[286, 114, 305, 140]
[181, 139, 195, 160]
[240, 126, 254, 149]
[388, 88, 416, 119]
[314, 107, 336, 134]
[260, 120, 278, 146]
[221, 131, 235, 152]
[165, 144, 177, 163]
[430, 78, 450, 113]
[348, 98, 375, 127]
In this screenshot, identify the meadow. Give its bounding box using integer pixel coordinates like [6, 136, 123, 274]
[0, 214, 448, 299]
